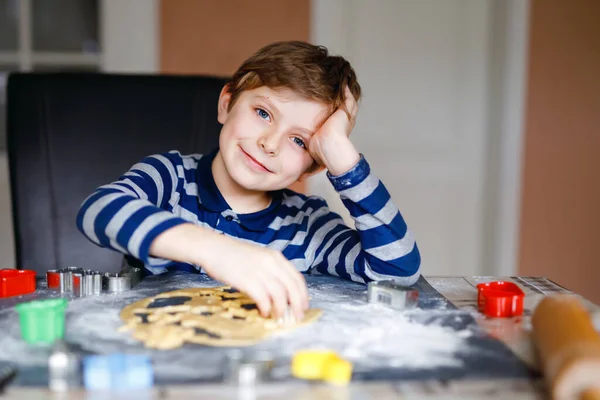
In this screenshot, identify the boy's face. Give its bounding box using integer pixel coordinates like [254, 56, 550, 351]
[216, 86, 329, 192]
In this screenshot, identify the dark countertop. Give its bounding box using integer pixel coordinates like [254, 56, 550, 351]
[0, 272, 538, 389]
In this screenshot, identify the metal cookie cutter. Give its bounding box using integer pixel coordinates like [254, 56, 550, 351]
[102, 267, 142, 293]
[276, 308, 296, 327]
[57, 267, 84, 294]
[225, 350, 274, 386]
[367, 280, 419, 311]
[47, 266, 95, 295]
[120, 266, 143, 287]
[48, 340, 80, 392]
[46, 268, 71, 291]
[73, 270, 103, 297]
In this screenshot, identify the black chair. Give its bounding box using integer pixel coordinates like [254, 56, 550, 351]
[7, 73, 227, 275]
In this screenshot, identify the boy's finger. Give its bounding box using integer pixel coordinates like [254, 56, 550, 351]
[277, 255, 308, 305]
[266, 279, 288, 319]
[292, 269, 309, 310]
[344, 86, 358, 115]
[309, 149, 324, 166]
[344, 91, 358, 127]
[286, 260, 308, 313]
[296, 271, 309, 310]
[245, 283, 271, 318]
[278, 265, 307, 320]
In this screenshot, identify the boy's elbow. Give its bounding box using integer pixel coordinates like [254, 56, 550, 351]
[75, 206, 99, 247]
[75, 203, 88, 236]
[75, 191, 105, 244]
[394, 252, 420, 286]
[75, 187, 118, 236]
[388, 243, 422, 285]
[404, 263, 420, 286]
[403, 244, 421, 285]
[409, 244, 421, 275]
[363, 244, 421, 286]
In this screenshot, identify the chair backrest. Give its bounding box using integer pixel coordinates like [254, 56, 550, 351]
[7, 73, 227, 275]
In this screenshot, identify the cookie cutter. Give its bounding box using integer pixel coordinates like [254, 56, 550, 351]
[83, 353, 153, 391]
[58, 267, 84, 294]
[47, 266, 142, 295]
[73, 271, 103, 297]
[16, 298, 68, 344]
[121, 266, 143, 287]
[276, 308, 296, 327]
[102, 267, 142, 293]
[102, 273, 131, 293]
[225, 350, 274, 386]
[477, 281, 524, 318]
[46, 270, 61, 290]
[48, 340, 80, 392]
[47, 267, 82, 291]
[367, 280, 419, 311]
[0, 269, 36, 298]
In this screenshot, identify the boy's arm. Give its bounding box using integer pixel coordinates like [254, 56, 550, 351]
[77, 151, 308, 318]
[75, 152, 191, 269]
[304, 156, 421, 285]
[149, 223, 308, 319]
[305, 86, 420, 285]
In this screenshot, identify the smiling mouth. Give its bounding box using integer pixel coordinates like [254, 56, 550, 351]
[240, 147, 273, 173]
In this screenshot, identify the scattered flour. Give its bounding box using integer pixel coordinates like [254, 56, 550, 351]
[0, 274, 475, 382]
[261, 302, 472, 373]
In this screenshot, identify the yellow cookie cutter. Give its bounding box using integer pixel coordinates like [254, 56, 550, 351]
[291, 350, 353, 385]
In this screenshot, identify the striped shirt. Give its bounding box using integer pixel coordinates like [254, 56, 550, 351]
[76, 149, 421, 285]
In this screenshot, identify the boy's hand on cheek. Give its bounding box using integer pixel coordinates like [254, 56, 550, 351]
[202, 237, 309, 321]
[309, 86, 361, 176]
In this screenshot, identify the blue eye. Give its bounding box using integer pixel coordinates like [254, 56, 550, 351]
[256, 108, 270, 121]
[292, 137, 306, 149]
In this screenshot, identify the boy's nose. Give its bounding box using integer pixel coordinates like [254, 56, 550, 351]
[258, 133, 280, 156]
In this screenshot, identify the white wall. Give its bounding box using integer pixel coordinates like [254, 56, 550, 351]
[480, 0, 529, 277]
[307, 0, 529, 277]
[307, 0, 489, 277]
[100, 0, 158, 73]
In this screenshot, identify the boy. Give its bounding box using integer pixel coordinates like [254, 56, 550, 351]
[77, 41, 420, 322]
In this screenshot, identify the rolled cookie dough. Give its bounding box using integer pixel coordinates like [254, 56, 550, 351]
[119, 286, 322, 349]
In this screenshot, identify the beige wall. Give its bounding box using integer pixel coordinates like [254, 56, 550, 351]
[160, 0, 309, 77]
[518, 0, 600, 303]
[159, 0, 309, 194]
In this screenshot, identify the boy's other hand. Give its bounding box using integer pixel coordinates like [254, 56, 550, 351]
[309, 86, 361, 176]
[202, 238, 309, 321]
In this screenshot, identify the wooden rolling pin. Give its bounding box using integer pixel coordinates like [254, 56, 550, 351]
[532, 294, 600, 400]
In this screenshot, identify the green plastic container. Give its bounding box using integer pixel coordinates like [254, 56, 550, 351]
[15, 298, 68, 344]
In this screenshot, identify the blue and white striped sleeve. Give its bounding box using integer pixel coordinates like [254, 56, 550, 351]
[304, 155, 421, 286]
[75, 152, 189, 266]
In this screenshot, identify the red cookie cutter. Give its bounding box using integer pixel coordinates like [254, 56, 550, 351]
[476, 281, 524, 318]
[46, 270, 61, 289]
[0, 269, 37, 298]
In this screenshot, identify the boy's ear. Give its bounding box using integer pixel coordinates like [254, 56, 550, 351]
[217, 84, 232, 124]
[297, 164, 326, 182]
